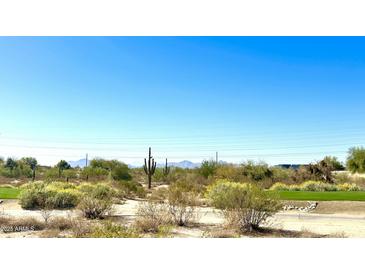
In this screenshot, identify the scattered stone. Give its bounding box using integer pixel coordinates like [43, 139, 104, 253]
[283, 202, 318, 212]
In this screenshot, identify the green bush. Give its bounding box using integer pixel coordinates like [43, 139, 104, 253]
[19, 181, 84, 209]
[19, 182, 52, 209]
[112, 165, 132, 181]
[49, 189, 80, 209]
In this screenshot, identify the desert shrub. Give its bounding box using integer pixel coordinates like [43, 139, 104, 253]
[167, 173, 208, 196]
[288, 184, 302, 191]
[81, 166, 109, 181]
[47, 217, 73, 231]
[49, 189, 80, 209]
[152, 168, 166, 182]
[241, 161, 273, 182]
[270, 183, 290, 191]
[46, 181, 77, 191]
[337, 183, 361, 192]
[167, 185, 199, 226]
[19, 182, 52, 209]
[149, 187, 168, 202]
[76, 183, 120, 219]
[0, 216, 45, 233]
[44, 168, 61, 180]
[351, 176, 365, 188]
[70, 218, 92, 237]
[199, 160, 218, 178]
[323, 156, 345, 171]
[85, 222, 140, 238]
[77, 183, 119, 202]
[19, 181, 81, 209]
[271, 167, 295, 184]
[80, 183, 116, 200]
[117, 180, 146, 198]
[334, 172, 351, 184]
[87, 158, 132, 181]
[111, 165, 132, 181]
[62, 169, 78, 180]
[300, 181, 337, 192]
[203, 229, 240, 238]
[134, 201, 171, 233]
[306, 161, 335, 183]
[78, 196, 113, 219]
[206, 180, 281, 232]
[270, 180, 362, 192]
[0, 167, 13, 177]
[215, 164, 244, 181]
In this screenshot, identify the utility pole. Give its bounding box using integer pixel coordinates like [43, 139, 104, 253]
[216, 151, 218, 164]
[85, 153, 89, 181]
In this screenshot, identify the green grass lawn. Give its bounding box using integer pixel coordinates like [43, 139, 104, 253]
[276, 191, 365, 201]
[0, 187, 21, 199]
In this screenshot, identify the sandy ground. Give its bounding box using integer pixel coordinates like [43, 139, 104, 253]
[2, 199, 365, 237]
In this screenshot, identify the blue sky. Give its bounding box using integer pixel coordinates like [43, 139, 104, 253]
[0, 37, 365, 166]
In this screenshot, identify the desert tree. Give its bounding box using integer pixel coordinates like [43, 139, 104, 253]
[5, 158, 18, 174]
[23, 157, 38, 181]
[56, 160, 71, 178]
[306, 160, 335, 183]
[347, 147, 365, 174]
[199, 160, 217, 178]
[323, 156, 345, 171]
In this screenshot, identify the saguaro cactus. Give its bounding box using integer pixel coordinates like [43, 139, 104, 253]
[163, 158, 170, 176]
[144, 147, 157, 189]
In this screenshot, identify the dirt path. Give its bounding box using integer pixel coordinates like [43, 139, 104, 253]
[2, 199, 365, 237]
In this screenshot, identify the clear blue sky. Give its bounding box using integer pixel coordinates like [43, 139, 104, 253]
[0, 37, 365, 166]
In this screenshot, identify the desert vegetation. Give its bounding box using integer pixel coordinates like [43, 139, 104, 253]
[1, 147, 365, 238]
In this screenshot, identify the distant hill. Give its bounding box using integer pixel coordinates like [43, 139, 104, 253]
[68, 159, 88, 168]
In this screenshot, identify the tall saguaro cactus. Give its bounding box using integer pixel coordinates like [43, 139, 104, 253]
[144, 147, 157, 189]
[163, 158, 170, 176]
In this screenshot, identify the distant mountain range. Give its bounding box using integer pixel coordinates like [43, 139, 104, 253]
[68, 159, 202, 169]
[157, 160, 201, 169]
